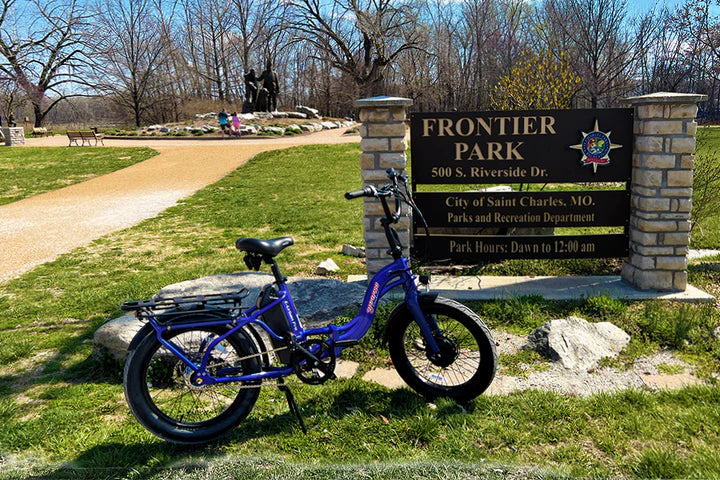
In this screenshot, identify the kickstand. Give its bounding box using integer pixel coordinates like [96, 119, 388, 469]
[277, 378, 307, 434]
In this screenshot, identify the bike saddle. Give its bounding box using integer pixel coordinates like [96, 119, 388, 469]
[235, 236, 294, 257]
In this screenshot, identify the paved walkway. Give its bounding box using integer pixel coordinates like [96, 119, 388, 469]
[348, 274, 715, 302]
[0, 129, 359, 282]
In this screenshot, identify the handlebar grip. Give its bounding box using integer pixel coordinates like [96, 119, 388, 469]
[345, 185, 377, 200]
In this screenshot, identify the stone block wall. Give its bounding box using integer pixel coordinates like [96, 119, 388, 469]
[2, 127, 25, 146]
[354, 96, 412, 276]
[622, 93, 707, 291]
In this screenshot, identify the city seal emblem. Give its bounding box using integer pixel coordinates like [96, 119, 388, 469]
[570, 119, 622, 173]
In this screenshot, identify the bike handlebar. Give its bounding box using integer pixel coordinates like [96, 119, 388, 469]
[344, 168, 430, 258]
[345, 169, 406, 222]
[344, 185, 377, 199]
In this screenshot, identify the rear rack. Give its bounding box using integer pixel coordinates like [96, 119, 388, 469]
[121, 289, 250, 318]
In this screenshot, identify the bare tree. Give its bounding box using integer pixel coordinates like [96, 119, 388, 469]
[543, 0, 658, 108]
[0, 0, 93, 126]
[91, 0, 170, 126]
[178, 0, 236, 102]
[230, 0, 286, 71]
[636, 8, 691, 94]
[289, 0, 424, 97]
[673, 0, 720, 116]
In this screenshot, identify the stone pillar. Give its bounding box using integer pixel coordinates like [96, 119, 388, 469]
[622, 92, 707, 291]
[354, 96, 412, 276]
[2, 127, 26, 146]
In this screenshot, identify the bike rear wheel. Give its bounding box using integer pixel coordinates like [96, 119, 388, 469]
[123, 325, 261, 444]
[387, 296, 497, 403]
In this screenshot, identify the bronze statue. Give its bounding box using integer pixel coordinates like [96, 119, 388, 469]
[258, 60, 279, 112]
[244, 68, 258, 106]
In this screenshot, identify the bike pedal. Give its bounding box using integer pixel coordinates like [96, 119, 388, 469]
[334, 340, 359, 348]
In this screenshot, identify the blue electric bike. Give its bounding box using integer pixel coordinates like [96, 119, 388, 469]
[121, 169, 497, 444]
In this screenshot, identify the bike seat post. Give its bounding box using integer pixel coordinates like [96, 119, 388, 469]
[266, 256, 287, 285]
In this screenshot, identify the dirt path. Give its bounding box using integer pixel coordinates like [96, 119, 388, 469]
[0, 129, 360, 283]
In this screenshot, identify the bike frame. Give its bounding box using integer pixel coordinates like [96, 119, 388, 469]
[145, 255, 442, 387]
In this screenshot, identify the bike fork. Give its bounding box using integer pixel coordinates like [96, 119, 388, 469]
[404, 291, 442, 355]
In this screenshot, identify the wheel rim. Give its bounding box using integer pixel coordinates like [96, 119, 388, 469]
[142, 329, 248, 425]
[402, 314, 481, 388]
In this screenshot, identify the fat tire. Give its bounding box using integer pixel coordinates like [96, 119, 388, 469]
[387, 296, 497, 402]
[123, 324, 261, 444]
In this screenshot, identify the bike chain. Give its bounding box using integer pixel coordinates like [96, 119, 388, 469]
[191, 345, 295, 390]
[189, 338, 339, 390]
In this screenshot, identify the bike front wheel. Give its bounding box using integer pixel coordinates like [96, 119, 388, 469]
[387, 296, 497, 403]
[123, 325, 261, 444]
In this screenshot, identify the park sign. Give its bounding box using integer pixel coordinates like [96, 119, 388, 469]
[410, 109, 633, 183]
[410, 108, 633, 262]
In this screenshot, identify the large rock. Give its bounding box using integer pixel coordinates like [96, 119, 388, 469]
[93, 273, 369, 363]
[239, 125, 258, 135]
[93, 314, 144, 362]
[262, 126, 284, 135]
[154, 273, 368, 324]
[296, 105, 321, 119]
[300, 123, 322, 133]
[528, 317, 630, 371]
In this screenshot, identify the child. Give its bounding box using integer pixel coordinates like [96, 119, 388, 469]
[218, 108, 230, 137]
[231, 112, 242, 137]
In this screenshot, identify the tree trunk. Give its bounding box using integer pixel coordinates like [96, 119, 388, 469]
[33, 104, 44, 128]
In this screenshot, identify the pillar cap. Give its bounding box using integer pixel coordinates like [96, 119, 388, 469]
[624, 92, 707, 105]
[354, 96, 413, 108]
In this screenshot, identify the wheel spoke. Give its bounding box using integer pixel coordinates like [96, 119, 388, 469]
[143, 330, 248, 424]
[391, 299, 496, 398]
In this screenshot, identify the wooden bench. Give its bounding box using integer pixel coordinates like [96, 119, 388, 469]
[67, 130, 104, 146]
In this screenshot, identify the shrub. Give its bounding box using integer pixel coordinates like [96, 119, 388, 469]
[492, 50, 582, 110]
[638, 303, 699, 349]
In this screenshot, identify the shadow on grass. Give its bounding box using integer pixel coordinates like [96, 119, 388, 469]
[14, 387, 437, 479]
[16, 442, 198, 480]
[223, 383, 432, 441]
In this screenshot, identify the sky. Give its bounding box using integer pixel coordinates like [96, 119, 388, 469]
[630, 0, 684, 13]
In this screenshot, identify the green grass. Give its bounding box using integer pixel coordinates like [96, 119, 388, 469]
[0, 147, 157, 206]
[687, 127, 720, 248]
[0, 143, 719, 478]
[692, 214, 720, 249]
[0, 458, 559, 480]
